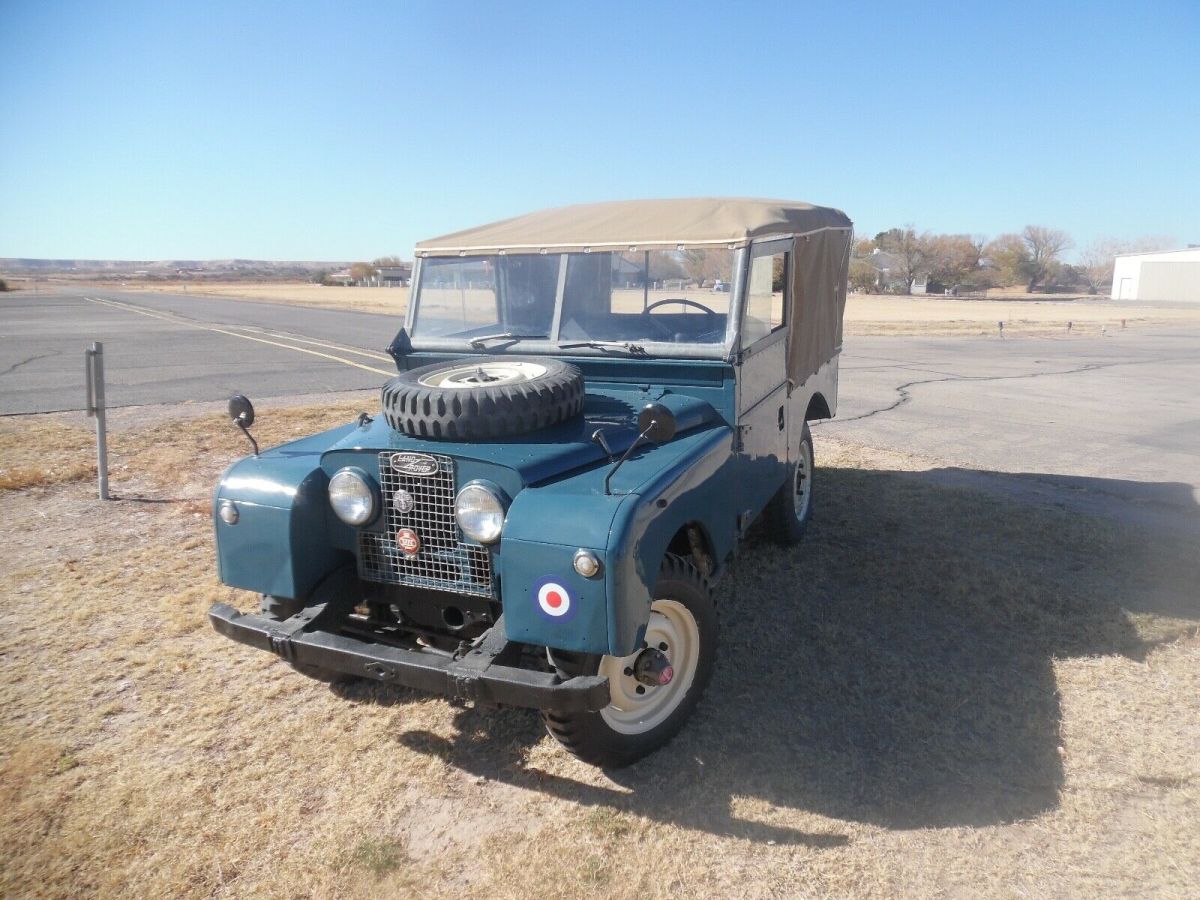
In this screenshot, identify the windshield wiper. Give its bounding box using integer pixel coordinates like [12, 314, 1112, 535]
[467, 332, 547, 349]
[559, 340, 648, 356]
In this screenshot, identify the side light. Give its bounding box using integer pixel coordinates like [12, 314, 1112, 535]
[218, 500, 239, 525]
[573, 549, 602, 578]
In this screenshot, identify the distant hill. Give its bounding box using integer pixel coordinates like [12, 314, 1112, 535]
[0, 258, 353, 280]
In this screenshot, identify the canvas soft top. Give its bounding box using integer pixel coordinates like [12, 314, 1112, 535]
[414, 198, 852, 255]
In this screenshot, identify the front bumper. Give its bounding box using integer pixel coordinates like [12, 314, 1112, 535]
[208, 603, 610, 713]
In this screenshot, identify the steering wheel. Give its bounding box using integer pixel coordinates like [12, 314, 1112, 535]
[641, 297, 720, 339]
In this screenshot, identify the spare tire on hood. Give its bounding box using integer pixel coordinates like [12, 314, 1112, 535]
[381, 356, 585, 440]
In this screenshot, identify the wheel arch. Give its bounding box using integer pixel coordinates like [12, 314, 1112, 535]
[664, 520, 718, 580]
[805, 391, 832, 421]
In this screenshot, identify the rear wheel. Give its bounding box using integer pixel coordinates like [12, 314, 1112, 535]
[765, 421, 814, 544]
[260, 595, 351, 684]
[541, 555, 716, 767]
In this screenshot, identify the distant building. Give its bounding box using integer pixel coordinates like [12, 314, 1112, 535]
[864, 249, 909, 292]
[378, 264, 412, 286]
[1111, 247, 1200, 303]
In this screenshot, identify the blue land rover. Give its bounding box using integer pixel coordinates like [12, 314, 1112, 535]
[209, 198, 852, 766]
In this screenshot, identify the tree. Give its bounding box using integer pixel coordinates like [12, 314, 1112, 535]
[848, 258, 879, 292]
[1020, 226, 1072, 292]
[647, 252, 685, 281]
[679, 249, 727, 286]
[983, 233, 1027, 287]
[372, 255, 405, 267]
[1078, 238, 1124, 294]
[877, 226, 930, 294]
[926, 234, 981, 288]
[349, 262, 378, 282]
[854, 237, 877, 256]
[1078, 235, 1174, 294]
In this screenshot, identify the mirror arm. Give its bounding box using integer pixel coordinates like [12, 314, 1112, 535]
[236, 416, 259, 456]
[604, 421, 655, 496]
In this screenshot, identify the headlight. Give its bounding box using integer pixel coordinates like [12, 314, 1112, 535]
[328, 468, 377, 526]
[455, 483, 506, 544]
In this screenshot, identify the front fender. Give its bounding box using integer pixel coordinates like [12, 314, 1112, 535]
[499, 426, 735, 657]
[213, 424, 357, 600]
[608, 427, 734, 655]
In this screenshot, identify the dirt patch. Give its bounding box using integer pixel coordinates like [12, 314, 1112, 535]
[1, 406, 1197, 897]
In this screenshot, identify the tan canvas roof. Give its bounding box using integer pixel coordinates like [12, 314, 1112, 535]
[415, 198, 852, 255]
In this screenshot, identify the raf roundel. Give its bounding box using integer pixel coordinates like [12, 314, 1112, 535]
[533, 576, 576, 622]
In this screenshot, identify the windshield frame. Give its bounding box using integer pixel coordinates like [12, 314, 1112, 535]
[404, 247, 750, 360]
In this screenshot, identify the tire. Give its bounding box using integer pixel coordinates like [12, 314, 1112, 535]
[381, 356, 584, 440]
[259, 595, 352, 684]
[541, 555, 717, 768]
[765, 421, 814, 545]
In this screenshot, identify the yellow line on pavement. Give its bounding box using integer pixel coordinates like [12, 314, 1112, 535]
[86, 297, 395, 376]
[232, 328, 394, 362]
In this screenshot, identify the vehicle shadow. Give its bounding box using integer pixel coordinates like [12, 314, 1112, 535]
[338, 466, 1200, 840]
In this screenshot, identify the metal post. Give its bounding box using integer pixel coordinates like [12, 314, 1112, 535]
[85, 342, 110, 500]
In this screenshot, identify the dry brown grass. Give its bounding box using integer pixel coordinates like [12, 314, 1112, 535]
[124, 281, 1200, 337]
[1, 406, 1197, 897]
[121, 281, 410, 315]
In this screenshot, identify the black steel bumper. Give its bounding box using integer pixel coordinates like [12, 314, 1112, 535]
[208, 603, 610, 713]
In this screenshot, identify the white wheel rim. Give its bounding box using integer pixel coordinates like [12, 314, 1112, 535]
[794, 442, 812, 523]
[418, 360, 547, 389]
[598, 598, 699, 734]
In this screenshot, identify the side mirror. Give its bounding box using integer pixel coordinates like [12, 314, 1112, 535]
[638, 403, 677, 443]
[228, 394, 255, 427]
[227, 394, 259, 456]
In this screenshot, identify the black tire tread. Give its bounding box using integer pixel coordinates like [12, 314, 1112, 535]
[541, 554, 715, 768]
[765, 421, 814, 545]
[380, 356, 585, 440]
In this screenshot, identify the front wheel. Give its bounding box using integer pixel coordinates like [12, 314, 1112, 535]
[541, 555, 716, 767]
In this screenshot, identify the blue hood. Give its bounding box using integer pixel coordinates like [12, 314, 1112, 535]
[325, 387, 720, 486]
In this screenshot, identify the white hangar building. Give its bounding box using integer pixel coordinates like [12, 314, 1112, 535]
[1111, 246, 1200, 302]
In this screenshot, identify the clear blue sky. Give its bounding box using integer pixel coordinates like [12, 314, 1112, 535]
[2, 0, 1197, 261]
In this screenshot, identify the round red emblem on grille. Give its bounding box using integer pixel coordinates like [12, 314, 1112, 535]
[396, 528, 420, 555]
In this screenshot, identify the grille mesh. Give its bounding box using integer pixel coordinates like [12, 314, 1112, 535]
[358, 452, 493, 597]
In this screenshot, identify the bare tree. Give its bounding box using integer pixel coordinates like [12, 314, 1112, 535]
[1021, 226, 1072, 292]
[1078, 238, 1124, 294]
[1079, 235, 1175, 294]
[849, 257, 879, 293]
[679, 249, 728, 286]
[349, 262, 378, 282]
[878, 226, 930, 294]
[926, 234, 980, 288]
[372, 255, 405, 267]
[854, 237, 877, 256]
[984, 233, 1027, 287]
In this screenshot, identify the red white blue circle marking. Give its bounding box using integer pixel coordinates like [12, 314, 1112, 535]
[534, 576, 575, 621]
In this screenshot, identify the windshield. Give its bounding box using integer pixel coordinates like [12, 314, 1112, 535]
[411, 249, 735, 347]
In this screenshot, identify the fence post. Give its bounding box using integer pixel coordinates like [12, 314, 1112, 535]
[85, 342, 110, 500]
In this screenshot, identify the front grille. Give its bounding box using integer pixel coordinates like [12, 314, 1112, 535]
[358, 452, 493, 597]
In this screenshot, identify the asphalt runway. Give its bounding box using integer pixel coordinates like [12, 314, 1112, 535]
[0, 286, 393, 415]
[3, 285, 1197, 531]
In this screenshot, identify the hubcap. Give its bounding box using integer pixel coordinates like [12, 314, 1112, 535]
[418, 360, 547, 389]
[598, 598, 699, 734]
[794, 442, 812, 522]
